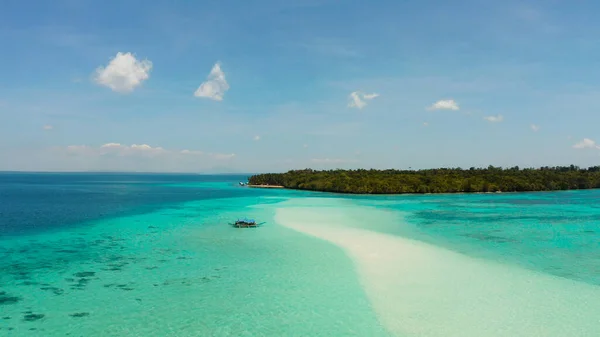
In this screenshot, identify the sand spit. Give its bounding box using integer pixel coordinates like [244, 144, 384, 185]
[247, 185, 285, 189]
[274, 200, 600, 337]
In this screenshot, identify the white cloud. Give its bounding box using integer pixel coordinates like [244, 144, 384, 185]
[348, 91, 379, 109]
[303, 144, 308, 148]
[253, 135, 261, 141]
[483, 114, 504, 123]
[194, 62, 229, 101]
[130, 144, 165, 156]
[530, 124, 540, 132]
[100, 142, 122, 149]
[428, 99, 459, 111]
[130, 144, 163, 151]
[95, 143, 165, 157]
[94, 52, 152, 93]
[423, 122, 429, 127]
[573, 138, 600, 149]
[43, 125, 53, 130]
[62, 143, 235, 160]
[348, 92, 366, 109]
[363, 93, 380, 100]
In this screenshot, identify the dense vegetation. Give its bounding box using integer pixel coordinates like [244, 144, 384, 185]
[248, 166, 600, 194]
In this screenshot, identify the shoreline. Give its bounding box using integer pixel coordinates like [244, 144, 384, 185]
[247, 184, 285, 189]
[249, 166, 600, 195]
[262, 186, 599, 196]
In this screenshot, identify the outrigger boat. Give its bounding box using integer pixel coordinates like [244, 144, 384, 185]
[232, 218, 258, 228]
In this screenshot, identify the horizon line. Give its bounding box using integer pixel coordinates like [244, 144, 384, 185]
[0, 170, 263, 175]
[1, 164, 598, 175]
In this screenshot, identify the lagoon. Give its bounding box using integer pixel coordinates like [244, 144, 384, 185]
[1, 173, 599, 336]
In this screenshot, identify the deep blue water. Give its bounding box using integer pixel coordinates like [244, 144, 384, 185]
[0, 173, 261, 236]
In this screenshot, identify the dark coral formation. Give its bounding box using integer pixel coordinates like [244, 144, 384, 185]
[115, 284, 135, 291]
[73, 271, 95, 278]
[23, 313, 45, 322]
[0, 292, 22, 305]
[40, 287, 64, 295]
[0, 226, 227, 331]
[70, 277, 92, 290]
[161, 276, 216, 286]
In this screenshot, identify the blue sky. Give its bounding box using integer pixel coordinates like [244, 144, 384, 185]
[1, 0, 600, 172]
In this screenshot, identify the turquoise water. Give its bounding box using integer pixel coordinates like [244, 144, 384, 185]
[358, 191, 600, 285]
[1, 174, 599, 336]
[274, 197, 600, 336]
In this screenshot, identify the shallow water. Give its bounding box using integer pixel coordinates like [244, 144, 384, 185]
[355, 191, 600, 285]
[275, 198, 600, 336]
[1, 197, 387, 336]
[1, 174, 599, 336]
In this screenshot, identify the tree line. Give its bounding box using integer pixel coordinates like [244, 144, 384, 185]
[248, 165, 600, 194]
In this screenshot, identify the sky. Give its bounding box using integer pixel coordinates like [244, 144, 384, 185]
[1, 0, 600, 173]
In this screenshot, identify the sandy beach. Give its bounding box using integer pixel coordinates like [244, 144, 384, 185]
[247, 184, 285, 189]
[274, 198, 600, 337]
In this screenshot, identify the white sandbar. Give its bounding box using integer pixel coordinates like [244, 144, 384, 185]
[274, 198, 600, 337]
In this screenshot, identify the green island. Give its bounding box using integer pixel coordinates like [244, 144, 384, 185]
[248, 166, 600, 194]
